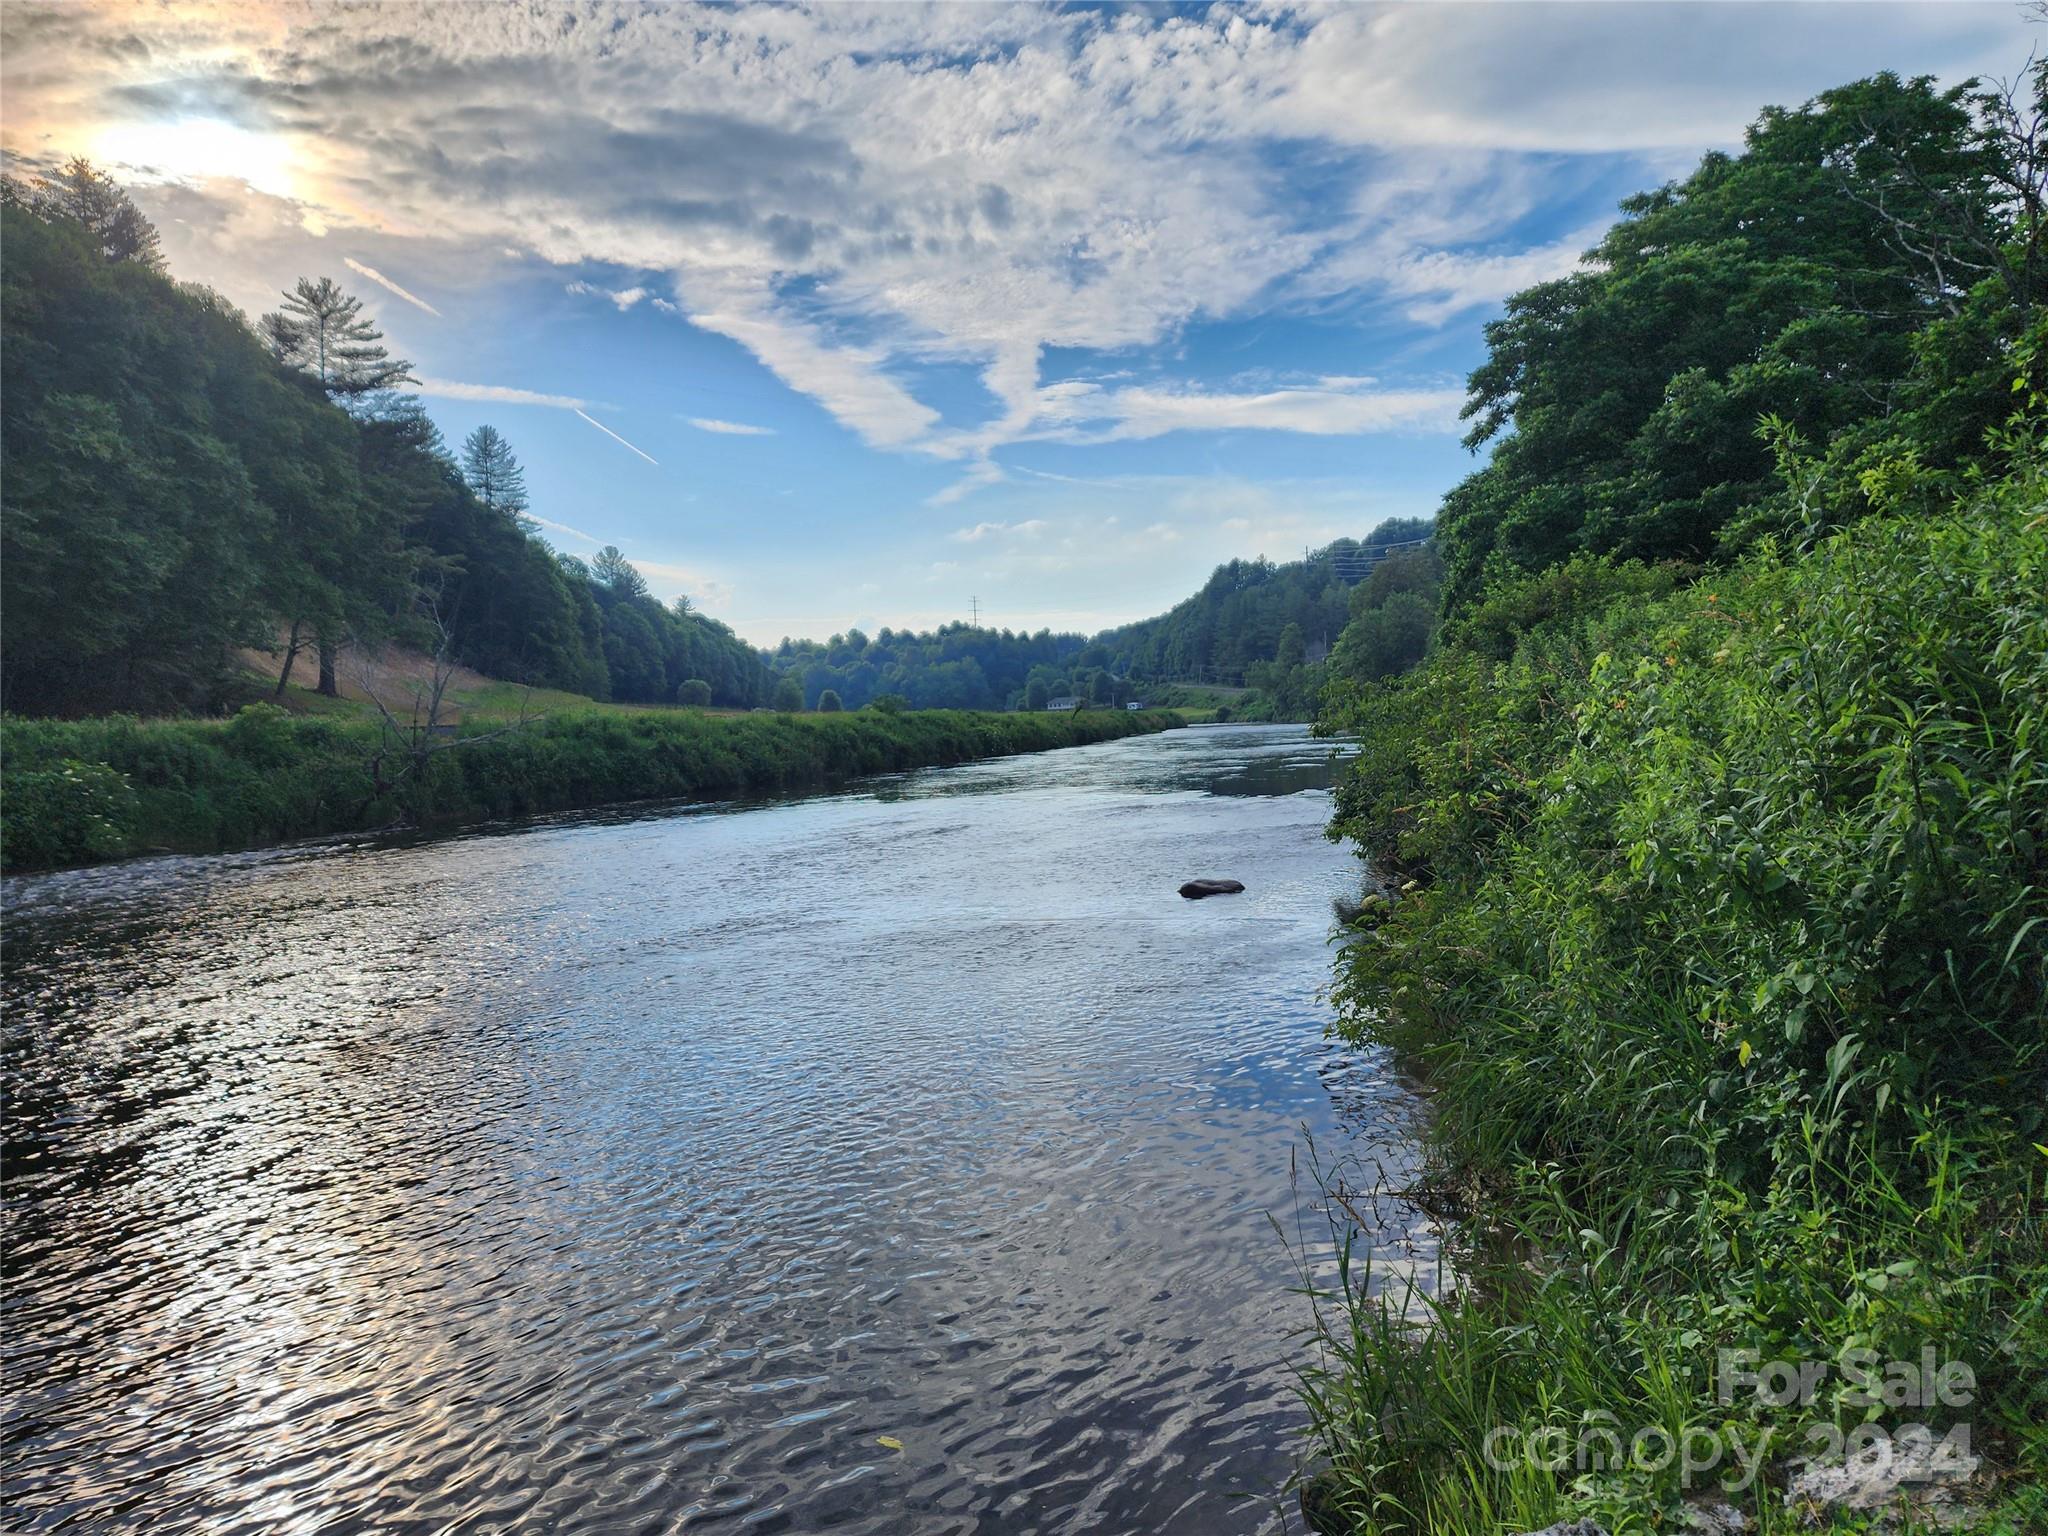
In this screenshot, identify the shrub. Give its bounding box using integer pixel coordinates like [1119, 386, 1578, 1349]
[676, 678, 712, 707]
[1308, 454, 2048, 1532]
[0, 757, 139, 868]
[1, 706, 1184, 870]
[817, 689, 843, 712]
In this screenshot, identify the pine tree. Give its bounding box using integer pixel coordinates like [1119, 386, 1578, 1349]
[461, 425, 530, 524]
[263, 277, 415, 400]
[2, 156, 163, 269]
[590, 545, 648, 598]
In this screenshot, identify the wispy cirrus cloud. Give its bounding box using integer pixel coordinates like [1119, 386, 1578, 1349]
[687, 417, 774, 436]
[415, 377, 588, 409]
[343, 256, 441, 317]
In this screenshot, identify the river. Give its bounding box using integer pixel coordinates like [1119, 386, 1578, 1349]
[1, 723, 1435, 1535]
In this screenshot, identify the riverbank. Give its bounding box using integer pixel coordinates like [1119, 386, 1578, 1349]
[1302, 469, 2046, 1533]
[0, 706, 1184, 872]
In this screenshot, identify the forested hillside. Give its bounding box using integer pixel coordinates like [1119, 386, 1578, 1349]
[0, 163, 769, 717]
[1304, 65, 2047, 1536]
[766, 519, 1434, 716]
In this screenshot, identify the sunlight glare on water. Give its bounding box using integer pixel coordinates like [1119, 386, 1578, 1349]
[2, 724, 1436, 1535]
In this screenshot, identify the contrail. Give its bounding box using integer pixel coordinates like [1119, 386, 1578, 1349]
[575, 409, 659, 466]
[343, 257, 441, 316]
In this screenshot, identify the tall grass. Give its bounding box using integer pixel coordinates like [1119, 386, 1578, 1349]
[0, 706, 1184, 871]
[1307, 451, 2046, 1532]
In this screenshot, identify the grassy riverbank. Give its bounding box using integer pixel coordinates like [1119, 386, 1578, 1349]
[1304, 460, 2046, 1533]
[0, 706, 1183, 872]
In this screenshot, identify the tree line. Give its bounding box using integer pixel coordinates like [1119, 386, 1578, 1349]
[0, 159, 769, 717]
[1304, 62, 2047, 1534]
[766, 519, 1436, 717]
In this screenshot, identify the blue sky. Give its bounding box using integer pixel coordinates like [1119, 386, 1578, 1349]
[1, 2, 2033, 644]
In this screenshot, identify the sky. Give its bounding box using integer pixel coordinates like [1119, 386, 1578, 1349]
[1, 2, 2033, 646]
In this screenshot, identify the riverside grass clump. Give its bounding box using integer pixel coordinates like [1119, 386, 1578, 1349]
[1305, 455, 2047, 1535]
[0, 705, 1183, 871]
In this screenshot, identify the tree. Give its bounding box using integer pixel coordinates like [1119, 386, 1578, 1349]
[773, 673, 805, 712]
[263, 277, 415, 401]
[3, 156, 164, 269]
[590, 544, 649, 598]
[676, 678, 712, 707]
[1437, 69, 2039, 608]
[817, 688, 844, 712]
[1276, 622, 1305, 669]
[1025, 677, 1050, 711]
[461, 425, 530, 524]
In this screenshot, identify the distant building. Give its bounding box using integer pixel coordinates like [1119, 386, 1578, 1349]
[1126, 700, 1144, 711]
[1046, 696, 1080, 711]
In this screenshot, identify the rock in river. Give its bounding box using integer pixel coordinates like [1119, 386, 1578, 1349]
[1179, 878, 1246, 899]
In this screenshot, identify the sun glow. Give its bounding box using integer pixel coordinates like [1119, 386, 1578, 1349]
[92, 116, 298, 200]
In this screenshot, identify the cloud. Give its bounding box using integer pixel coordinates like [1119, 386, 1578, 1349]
[1033, 378, 1466, 443]
[567, 278, 652, 311]
[528, 514, 600, 545]
[687, 416, 774, 436]
[416, 377, 588, 409]
[950, 519, 1047, 543]
[5, 0, 2025, 492]
[573, 408, 659, 465]
[343, 256, 441, 316]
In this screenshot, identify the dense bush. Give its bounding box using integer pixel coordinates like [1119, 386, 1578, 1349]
[1305, 452, 2047, 1532]
[0, 705, 1183, 871]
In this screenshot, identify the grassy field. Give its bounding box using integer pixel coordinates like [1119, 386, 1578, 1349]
[1, 702, 1184, 872]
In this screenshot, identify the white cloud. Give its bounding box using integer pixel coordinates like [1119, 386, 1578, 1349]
[343, 256, 442, 316]
[416, 377, 588, 409]
[687, 417, 775, 436]
[567, 278, 653, 311]
[528, 514, 600, 545]
[1034, 378, 1465, 443]
[7, 0, 2025, 496]
[950, 519, 1047, 543]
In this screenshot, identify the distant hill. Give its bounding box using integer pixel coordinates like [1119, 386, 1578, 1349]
[763, 519, 1433, 715]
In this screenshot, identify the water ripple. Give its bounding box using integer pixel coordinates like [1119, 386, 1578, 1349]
[3, 725, 1433, 1534]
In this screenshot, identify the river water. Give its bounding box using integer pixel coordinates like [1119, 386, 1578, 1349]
[2, 723, 1434, 1535]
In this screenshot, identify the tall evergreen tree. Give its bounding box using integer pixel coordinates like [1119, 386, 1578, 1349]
[460, 424, 530, 524]
[590, 545, 649, 598]
[262, 278, 415, 401]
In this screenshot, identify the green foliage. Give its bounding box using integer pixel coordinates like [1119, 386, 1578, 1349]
[2, 157, 163, 269]
[765, 519, 1431, 717]
[772, 673, 805, 712]
[261, 276, 414, 400]
[675, 678, 713, 708]
[0, 706, 1184, 871]
[866, 693, 908, 715]
[1098, 517, 1433, 693]
[1438, 70, 2043, 609]
[1325, 545, 1448, 692]
[1310, 459, 2047, 1531]
[0, 756, 139, 869]
[816, 689, 843, 712]
[0, 176, 764, 716]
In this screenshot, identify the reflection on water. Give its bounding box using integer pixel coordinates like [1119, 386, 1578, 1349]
[2, 724, 1434, 1534]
